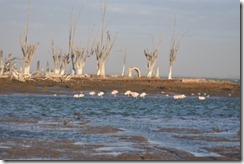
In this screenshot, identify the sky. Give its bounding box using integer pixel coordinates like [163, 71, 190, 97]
[0, 0, 240, 79]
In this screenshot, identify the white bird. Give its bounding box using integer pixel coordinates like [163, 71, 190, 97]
[198, 96, 206, 100]
[124, 90, 132, 96]
[191, 93, 194, 96]
[53, 94, 57, 97]
[111, 90, 119, 97]
[73, 94, 79, 98]
[98, 92, 105, 98]
[228, 94, 232, 97]
[161, 91, 164, 94]
[78, 93, 84, 98]
[131, 92, 139, 98]
[89, 91, 96, 96]
[140, 92, 147, 98]
[74, 93, 84, 98]
[173, 94, 186, 99]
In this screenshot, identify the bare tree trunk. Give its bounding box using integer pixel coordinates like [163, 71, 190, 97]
[59, 55, 69, 75]
[155, 66, 160, 78]
[122, 49, 127, 76]
[147, 62, 156, 77]
[0, 50, 3, 75]
[24, 64, 30, 75]
[168, 64, 173, 80]
[36, 60, 40, 73]
[97, 60, 105, 76]
[46, 61, 49, 73]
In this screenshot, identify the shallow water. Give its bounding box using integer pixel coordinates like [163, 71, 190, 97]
[0, 92, 240, 157]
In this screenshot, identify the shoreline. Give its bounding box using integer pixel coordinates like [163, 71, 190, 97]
[0, 76, 240, 97]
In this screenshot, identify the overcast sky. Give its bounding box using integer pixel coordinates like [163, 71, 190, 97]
[0, 0, 240, 79]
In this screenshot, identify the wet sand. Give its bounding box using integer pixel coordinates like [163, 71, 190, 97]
[0, 118, 240, 160]
[0, 76, 240, 97]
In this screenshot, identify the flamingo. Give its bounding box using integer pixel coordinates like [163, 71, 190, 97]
[74, 93, 84, 98]
[173, 94, 186, 99]
[89, 91, 96, 96]
[73, 94, 79, 98]
[140, 92, 147, 98]
[124, 90, 132, 96]
[111, 90, 119, 97]
[98, 92, 105, 98]
[198, 96, 206, 100]
[131, 92, 139, 98]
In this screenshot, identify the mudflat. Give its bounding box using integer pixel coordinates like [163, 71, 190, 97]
[0, 76, 240, 97]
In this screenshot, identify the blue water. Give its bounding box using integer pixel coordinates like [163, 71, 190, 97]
[0, 92, 240, 157]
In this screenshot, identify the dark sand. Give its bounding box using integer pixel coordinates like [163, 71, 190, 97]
[0, 76, 240, 97]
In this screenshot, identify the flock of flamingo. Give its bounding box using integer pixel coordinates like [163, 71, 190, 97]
[71, 90, 209, 100]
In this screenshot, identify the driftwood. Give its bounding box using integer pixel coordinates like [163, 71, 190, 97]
[127, 67, 141, 77]
[10, 67, 35, 82]
[43, 74, 72, 83]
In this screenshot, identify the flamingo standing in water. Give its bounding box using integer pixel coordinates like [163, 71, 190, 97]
[98, 92, 105, 98]
[198, 96, 206, 100]
[140, 92, 147, 98]
[111, 90, 119, 97]
[89, 91, 96, 96]
[124, 90, 132, 97]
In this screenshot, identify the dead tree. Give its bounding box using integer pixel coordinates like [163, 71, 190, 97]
[59, 53, 70, 75]
[0, 50, 3, 75]
[95, 1, 117, 77]
[121, 49, 127, 76]
[168, 18, 184, 80]
[144, 36, 163, 77]
[36, 60, 40, 74]
[72, 29, 94, 75]
[0, 52, 17, 75]
[46, 61, 49, 73]
[67, 13, 94, 75]
[20, 0, 40, 75]
[51, 40, 62, 74]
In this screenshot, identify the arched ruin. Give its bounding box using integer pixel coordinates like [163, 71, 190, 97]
[127, 67, 141, 77]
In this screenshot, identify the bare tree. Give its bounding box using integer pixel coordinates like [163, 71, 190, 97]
[46, 61, 49, 73]
[36, 60, 40, 73]
[155, 66, 160, 78]
[51, 40, 63, 74]
[144, 36, 163, 77]
[95, 1, 117, 77]
[20, 0, 40, 75]
[0, 52, 17, 75]
[72, 29, 94, 75]
[59, 52, 70, 75]
[121, 49, 127, 76]
[67, 12, 95, 75]
[168, 18, 184, 80]
[0, 50, 3, 75]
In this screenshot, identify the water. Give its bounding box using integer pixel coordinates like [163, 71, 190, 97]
[0, 92, 240, 157]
